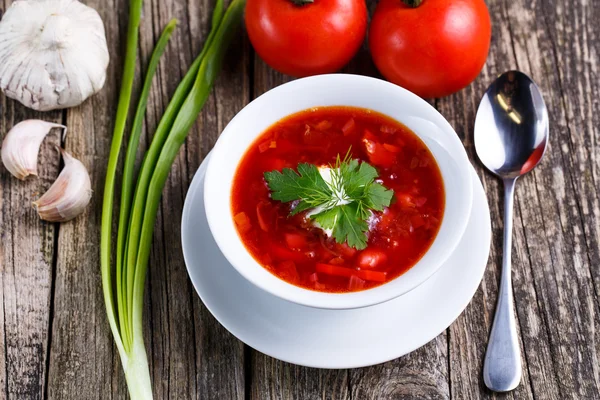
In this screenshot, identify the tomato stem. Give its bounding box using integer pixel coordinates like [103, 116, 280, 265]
[402, 0, 423, 7]
[289, 0, 314, 5]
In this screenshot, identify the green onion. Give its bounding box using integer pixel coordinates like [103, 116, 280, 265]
[116, 18, 178, 349]
[130, 0, 245, 330]
[101, 0, 244, 397]
[100, 0, 144, 380]
[101, 11, 178, 400]
[124, 0, 226, 341]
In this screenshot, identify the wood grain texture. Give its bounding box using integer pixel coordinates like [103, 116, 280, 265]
[45, 0, 129, 398]
[0, 0, 598, 398]
[250, 352, 349, 400]
[440, 0, 600, 398]
[0, 1, 63, 396]
[350, 334, 449, 400]
[138, 0, 248, 398]
[0, 101, 61, 400]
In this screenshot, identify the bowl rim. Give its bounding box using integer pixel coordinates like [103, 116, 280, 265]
[203, 74, 473, 309]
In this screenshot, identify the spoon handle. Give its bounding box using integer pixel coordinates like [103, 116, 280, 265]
[483, 177, 522, 392]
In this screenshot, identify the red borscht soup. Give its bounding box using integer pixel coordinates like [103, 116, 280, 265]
[231, 107, 444, 293]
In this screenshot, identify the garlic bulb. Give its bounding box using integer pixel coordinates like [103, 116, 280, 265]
[0, 0, 109, 111]
[1, 120, 67, 180]
[33, 148, 92, 222]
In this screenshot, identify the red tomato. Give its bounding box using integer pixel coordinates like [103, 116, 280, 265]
[369, 0, 491, 98]
[245, 0, 368, 77]
[357, 249, 388, 269]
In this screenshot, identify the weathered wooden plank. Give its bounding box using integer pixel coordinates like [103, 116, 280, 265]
[0, 2, 63, 396]
[432, 0, 539, 398]
[139, 0, 248, 398]
[350, 334, 449, 400]
[46, 103, 127, 400]
[503, 0, 600, 397]
[45, 0, 129, 398]
[548, 0, 600, 307]
[0, 102, 61, 400]
[188, 18, 249, 400]
[441, 0, 600, 398]
[507, 0, 600, 395]
[137, 1, 199, 398]
[251, 353, 349, 400]
[0, 240, 5, 398]
[436, 0, 541, 396]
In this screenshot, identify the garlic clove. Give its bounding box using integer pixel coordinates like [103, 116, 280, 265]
[33, 148, 92, 222]
[0, 0, 109, 111]
[1, 119, 67, 180]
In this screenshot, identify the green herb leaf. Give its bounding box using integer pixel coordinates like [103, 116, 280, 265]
[343, 161, 379, 197]
[264, 163, 333, 215]
[312, 207, 339, 230]
[364, 182, 394, 211]
[335, 203, 369, 249]
[264, 152, 395, 249]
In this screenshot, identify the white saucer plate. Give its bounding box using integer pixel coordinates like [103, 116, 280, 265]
[182, 157, 491, 369]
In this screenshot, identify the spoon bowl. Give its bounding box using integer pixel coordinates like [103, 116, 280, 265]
[475, 71, 549, 178]
[474, 70, 549, 392]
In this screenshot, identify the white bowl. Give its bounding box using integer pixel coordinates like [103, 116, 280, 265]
[204, 74, 473, 309]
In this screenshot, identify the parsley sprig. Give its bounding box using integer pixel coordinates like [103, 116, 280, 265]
[264, 151, 394, 249]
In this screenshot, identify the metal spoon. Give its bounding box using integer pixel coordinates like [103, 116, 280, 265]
[474, 71, 549, 392]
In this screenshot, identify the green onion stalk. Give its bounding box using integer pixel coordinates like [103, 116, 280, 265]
[100, 0, 245, 398]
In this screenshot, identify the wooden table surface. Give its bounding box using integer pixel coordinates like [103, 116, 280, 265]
[1, 0, 599, 398]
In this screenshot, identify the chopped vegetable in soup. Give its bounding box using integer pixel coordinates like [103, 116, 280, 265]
[231, 106, 444, 293]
